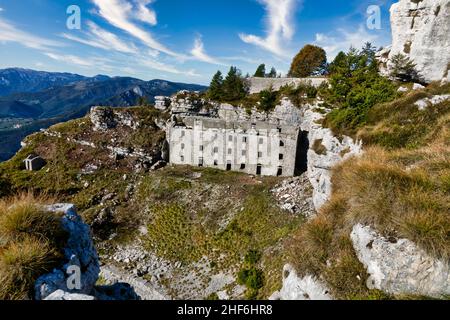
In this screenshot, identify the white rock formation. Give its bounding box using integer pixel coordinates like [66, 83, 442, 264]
[90, 106, 140, 131]
[415, 94, 450, 110]
[35, 204, 100, 300]
[384, 0, 450, 83]
[298, 102, 363, 210]
[44, 289, 95, 301]
[412, 83, 425, 90]
[270, 265, 332, 300]
[351, 224, 450, 298]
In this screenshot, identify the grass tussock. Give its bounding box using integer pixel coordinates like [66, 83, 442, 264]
[0, 193, 67, 300]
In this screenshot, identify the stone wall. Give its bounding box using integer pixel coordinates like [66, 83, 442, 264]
[247, 77, 328, 94]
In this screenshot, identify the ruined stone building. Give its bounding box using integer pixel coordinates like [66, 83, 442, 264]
[167, 115, 308, 177]
[24, 154, 46, 171]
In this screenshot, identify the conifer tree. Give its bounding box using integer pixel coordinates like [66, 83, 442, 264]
[268, 67, 277, 78]
[254, 64, 266, 77]
[223, 66, 247, 101]
[207, 70, 224, 100]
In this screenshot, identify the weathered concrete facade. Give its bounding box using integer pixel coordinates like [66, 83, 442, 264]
[168, 117, 300, 177]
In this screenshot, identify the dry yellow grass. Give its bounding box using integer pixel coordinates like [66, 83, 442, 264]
[289, 84, 450, 299]
[0, 193, 67, 300]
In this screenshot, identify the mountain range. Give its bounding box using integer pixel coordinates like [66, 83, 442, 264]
[0, 68, 207, 161]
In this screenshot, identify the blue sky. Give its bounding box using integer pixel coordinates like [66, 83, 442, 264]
[0, 0, 396, 84]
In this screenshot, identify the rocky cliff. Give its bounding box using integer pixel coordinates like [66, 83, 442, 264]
[33, 204, 140, 300]
[381, 0, 450, 83]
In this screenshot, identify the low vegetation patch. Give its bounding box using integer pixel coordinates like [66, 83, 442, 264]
[322, 44, 398, 136]
[312, 139, 327, 155]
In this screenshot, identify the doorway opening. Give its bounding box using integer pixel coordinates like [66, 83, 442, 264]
[295, 131, 309, 176]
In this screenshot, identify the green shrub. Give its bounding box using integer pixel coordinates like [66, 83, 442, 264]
[244, 250, 262, 266]
[323, 45, 397, 135]
[237, 267, 264, 291]
[206, 292, 219, 300]
[259, 87, 278, 112]
[390, 53, 420, 82]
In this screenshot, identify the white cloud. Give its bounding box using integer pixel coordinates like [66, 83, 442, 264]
[44, 52, 112, 69]
[0, 8, 4, 12]
[62, 21, 137, 54]
[221, 56, 261, 65]
[135, 0, 157, 25]
[138, 57, 200, 76]
[91, 0, 181, 57]
[239, 0, 301, 57]
[0, 17, 61, 50]
[314, 26, 380, 60]
[190, 36, 225, 65]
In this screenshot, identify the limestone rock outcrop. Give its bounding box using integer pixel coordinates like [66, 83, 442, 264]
[298, 102, 363, 210]
[34, 204, 141, 300]
[90, 106, 139, 132]
[381, 0, 450, 83]
[351, 224, 450, 298]
[44, 290, 95, 301]
[270, 265, 332, 300]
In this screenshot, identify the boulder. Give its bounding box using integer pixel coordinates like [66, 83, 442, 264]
[90, 107, 116, 131]
[270, 264, 332, 300]
[44, 289, 95, 300]
[412, 83, 425, 90]
[351, 224, 450, 298]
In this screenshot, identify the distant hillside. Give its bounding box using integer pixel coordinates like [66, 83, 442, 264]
[0, 68, 207, 161]
[0, 68, 107, 96]
[0, 77, 206, 119]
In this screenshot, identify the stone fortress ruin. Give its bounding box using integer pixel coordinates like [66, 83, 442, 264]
[168, 116, 302, 177]
[160, 77, 327, 177]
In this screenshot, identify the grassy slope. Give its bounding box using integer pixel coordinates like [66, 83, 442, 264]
[288, 83, 450, 299]
[1, 82, 448, 300]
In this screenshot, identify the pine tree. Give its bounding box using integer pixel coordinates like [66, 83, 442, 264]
[268, 67, 277, 78]
[137, 96, 150, 107]
[254, 64, 266, 77]
[207, 71, 224, 100]
[390, 53, 419, 82]
[223, 66, 247, 101]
